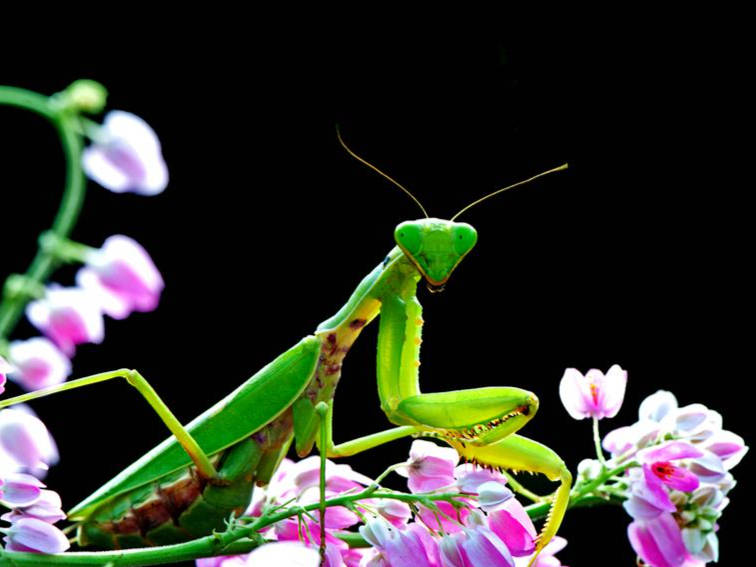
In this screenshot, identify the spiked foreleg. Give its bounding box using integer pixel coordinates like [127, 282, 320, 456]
[455, 434, 572, 563]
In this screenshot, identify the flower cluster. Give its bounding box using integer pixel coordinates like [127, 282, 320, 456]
[197, 443, 568, 567]
[560, 365, 747, 567]
[0, 407, 68, 552]
[603, 391, 746, 566]
[0, 81, 168, 555]
[1, 108, 166, 394]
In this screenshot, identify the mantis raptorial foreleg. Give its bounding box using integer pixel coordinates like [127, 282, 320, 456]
[0, 368, 218, 479]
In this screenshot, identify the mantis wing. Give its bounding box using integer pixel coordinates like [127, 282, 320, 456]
[68, 336, 321, 520]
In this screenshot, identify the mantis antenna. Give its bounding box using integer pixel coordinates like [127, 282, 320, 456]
[336, 126, 429, 218]
[450, 163, 569, 221]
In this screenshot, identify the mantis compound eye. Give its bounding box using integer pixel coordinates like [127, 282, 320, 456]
[395, 222, 423, 255]
[452, 223, 477, 256]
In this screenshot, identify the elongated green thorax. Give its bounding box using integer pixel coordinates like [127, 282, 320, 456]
[394, 218, 477, 287]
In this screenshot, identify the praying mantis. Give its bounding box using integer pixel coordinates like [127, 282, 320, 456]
[0, 133, 571, 564]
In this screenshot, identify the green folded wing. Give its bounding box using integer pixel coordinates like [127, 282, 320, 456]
[68, 335, 321, 520]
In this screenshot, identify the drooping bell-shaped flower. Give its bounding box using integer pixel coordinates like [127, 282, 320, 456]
[77, 235, 164, 319]
[395, 439, 459, 493]
[7, 337, 71, 391]
[0, 472, 44, 506]
[26, 286, 104, 356]
[82, 111, 168, 196]
[1, 489, 66, 523]
[0, 408, 58, 474]
[3, 517, 70, 553]
[558, 364, 627, 420]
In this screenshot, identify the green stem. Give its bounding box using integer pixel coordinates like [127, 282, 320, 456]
[0, 490, 465, 566]
[0, 86, 87, 340]
[593, 417, 607, 466]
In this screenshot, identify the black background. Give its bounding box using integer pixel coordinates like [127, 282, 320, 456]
[1, 30, 752, 565]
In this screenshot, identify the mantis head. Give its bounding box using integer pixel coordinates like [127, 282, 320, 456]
[394, 218, 477, 288]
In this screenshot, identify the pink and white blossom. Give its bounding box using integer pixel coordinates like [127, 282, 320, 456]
[558, 364, 627, 420]
[454, 463, 508, 493]
[1, 489, 66, 523]
[488, 496, 538, 557]
[627, 513, 700, 567]
[77, 235, 164, 319]
[0, 472, 44, 506]
[0, 408, 58, 474]
[82, 111, 168, 196]
[7, 337, 71, 391]
[395, 440, 459, 493]
[3, 517, 70, 553]
[26, 286, 104, 356]
[440, 527, 514, 567]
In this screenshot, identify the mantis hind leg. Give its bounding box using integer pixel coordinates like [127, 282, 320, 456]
[0, 368, 218, 479]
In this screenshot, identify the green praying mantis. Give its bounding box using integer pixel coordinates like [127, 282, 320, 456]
[0, 133, 571, 564]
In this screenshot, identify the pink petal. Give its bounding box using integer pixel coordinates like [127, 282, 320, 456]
[1, 473, 44, 506]
[82, 111, 168, 196]
[0, 408, 57, 470]
[597, 364, 627, 418]
[638, 390, 678, 422]
[5, 517, 70, 553]
[637, 441, 704, 464]
[25, 287, 104, 356]
[558, 368, 592, 419]
[688, 454, 727, 483]
[459, 528, 514, 567]
[488, 498, 537, 556]
[455, 464, 508, 493]
[703, 431, 748, 470]
[477, 481, 514, 511]
[8, 338, 71, 392]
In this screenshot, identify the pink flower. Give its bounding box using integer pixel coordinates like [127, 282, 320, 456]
[82, 111, 168, 195]
[638, 441, 704, 491]
[7, 338, 71, 391]
[0, 355, 11, 394]
[559, 364, 627, 420]
[0, 473, 44, 506]
[624, 442, 704, 520]
[360, 518, 440, 567]
[454, 463, 508, 493]
[488, 496, 538, 557]
[2, 517, 70, 553]
[26, 287, 104, 356]
[701, 430, 748, 470]
[0, 408, 58, 474]
[1, 489, 66, 523]
[476, 481, 514, 511]
[441, 528, 514, 567]
[396, 440, 459, 493]
[514, 536, 568, 567]
[77, 235, 164, 319]
[627, 513, 701, 567]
